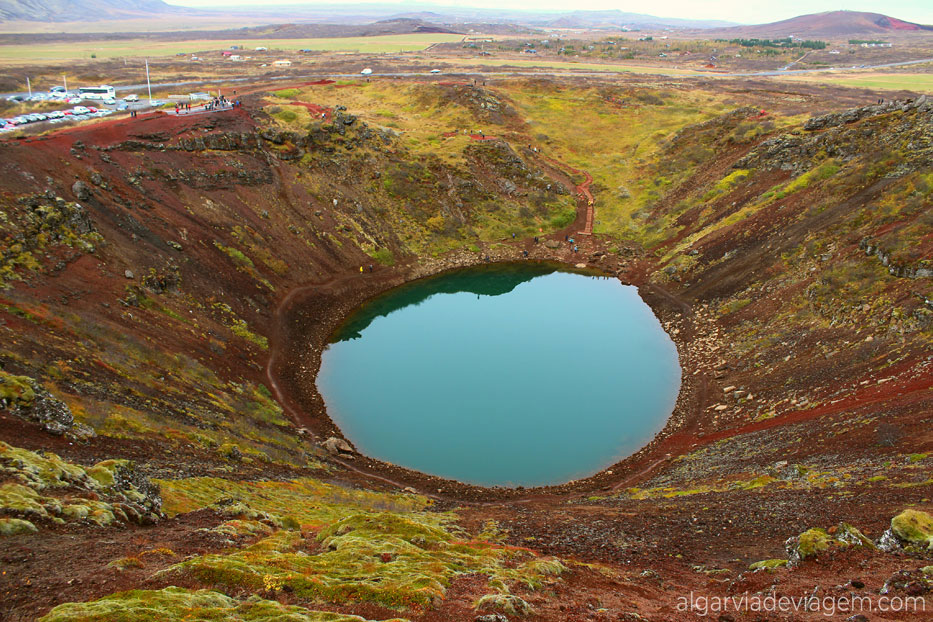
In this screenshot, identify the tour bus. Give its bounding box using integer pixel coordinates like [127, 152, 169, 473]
[78, 85, 116, 100]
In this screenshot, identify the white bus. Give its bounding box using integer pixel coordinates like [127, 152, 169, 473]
[78, 85, 116, 100]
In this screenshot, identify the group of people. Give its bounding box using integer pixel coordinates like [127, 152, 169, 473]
[206, 96, 241, 111]
[168, 96, 243, 116]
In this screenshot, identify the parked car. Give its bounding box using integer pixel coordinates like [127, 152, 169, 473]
[124, 94, 139, 102]
[102, 98, 116, 105]
[12, 116, 29, 124]
[72, 106, 90, 115]
[48, 110, 65, 119]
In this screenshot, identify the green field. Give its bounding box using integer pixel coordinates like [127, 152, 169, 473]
[779, 70, 933, 93]
[438, 57, 708, 77]
[0, 33, 468, 63]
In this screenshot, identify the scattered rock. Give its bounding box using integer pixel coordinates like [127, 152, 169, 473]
[785, 523, 874, 565]
[71, 180, 90, 200]
[124, 270, 134, 279]
[1, 371, 83, 436]
[322, 437, 355, 456]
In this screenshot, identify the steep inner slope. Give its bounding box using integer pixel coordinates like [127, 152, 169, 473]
[0, 78, 931, 620]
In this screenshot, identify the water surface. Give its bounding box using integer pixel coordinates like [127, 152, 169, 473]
[316, 264, 681, 487]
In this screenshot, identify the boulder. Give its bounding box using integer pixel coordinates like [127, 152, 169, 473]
[890, 509, 933, 550]
[323, 437, 355, 456]
[785, 523, 874, 565]
[1, 372, 76, 436]
[71, 180, 91, 201]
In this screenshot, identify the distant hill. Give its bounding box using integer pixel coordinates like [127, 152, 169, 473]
[0, 0, 186, 21]
[534, 10, 735, 30]
[707, 10, 933, 38]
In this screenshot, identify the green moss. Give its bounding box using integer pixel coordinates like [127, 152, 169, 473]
[0, 371, 37, 406]
[40, 587, 406, 622]
[476, 593, 534, 616]
[748, 558, 788, 571]
[777, 159, 840, 198]
[891, 509, 933, 549]
[369, 248, 395, 266]
[0, 517, 38, 536]
[795, 528, 834, 560]
[157, 487, 563, 611]
[0, 441, 159, 531]
[272, 88, 301, 99]
[213, 241, 255, 268]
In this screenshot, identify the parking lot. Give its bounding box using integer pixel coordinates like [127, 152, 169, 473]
[1, 89, 161, 132]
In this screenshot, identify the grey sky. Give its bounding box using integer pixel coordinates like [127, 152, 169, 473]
[169, 0, 933, 25]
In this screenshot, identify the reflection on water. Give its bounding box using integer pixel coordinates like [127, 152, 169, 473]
[317, 265, 681, 487]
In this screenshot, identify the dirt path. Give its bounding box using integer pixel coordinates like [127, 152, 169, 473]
[538, 154, 594, 235]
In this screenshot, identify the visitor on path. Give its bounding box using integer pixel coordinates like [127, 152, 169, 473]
[533, 236, 538, 244]
[369, 265, 373, 272]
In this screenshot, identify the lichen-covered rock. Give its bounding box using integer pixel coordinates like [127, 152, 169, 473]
[785, 523, 875, 565]
[0, 442, 162, 531]
[748, 558, 788, 571]
[40, 587, 408, 622]
[476, 593, 533, 617]
[890, 509, 933, 551]
[0, 517, 38, 536]
[71, 180, 90, 200]
[0, 371, 75, 436]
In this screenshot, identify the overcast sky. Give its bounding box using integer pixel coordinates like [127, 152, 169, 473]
[170, 0, 933, 25]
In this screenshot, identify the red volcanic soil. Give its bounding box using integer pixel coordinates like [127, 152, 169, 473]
[1, 81, 932, 621]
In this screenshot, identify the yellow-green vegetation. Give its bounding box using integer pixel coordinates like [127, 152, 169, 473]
[506, 83, 724, 242]
[787, 523, 874, 563]
[165, 513, 563, 609]
[748, 558, 788, 571]
[40, 587, 409, 622]
[0, 441, 161, 529]
[777, 159, 840, 198]
[263, 80, 577, 256]
[891, 509, 933, 550]
[703, 168, 750, 200]
[0, 198, 102, 288]
[0, 33, 468, 63]
[782, 71, 933, 94]
[152, 476, 563, 611]
[156, 476, 428, 522]
[0, 370, 37, 406]
[622, 473, 776, 499]
[211, 302, 269, 349]
[0, 516, 38, 536]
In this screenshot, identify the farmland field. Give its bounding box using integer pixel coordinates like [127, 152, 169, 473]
[0, 33, 469, 64]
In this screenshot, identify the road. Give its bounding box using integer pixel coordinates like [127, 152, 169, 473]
[6, 56, 930, 101]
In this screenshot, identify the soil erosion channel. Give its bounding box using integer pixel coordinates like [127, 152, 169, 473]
[314, 264, 682, 487]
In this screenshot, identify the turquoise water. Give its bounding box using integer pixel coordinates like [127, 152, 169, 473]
[316, 264, 681, 487]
